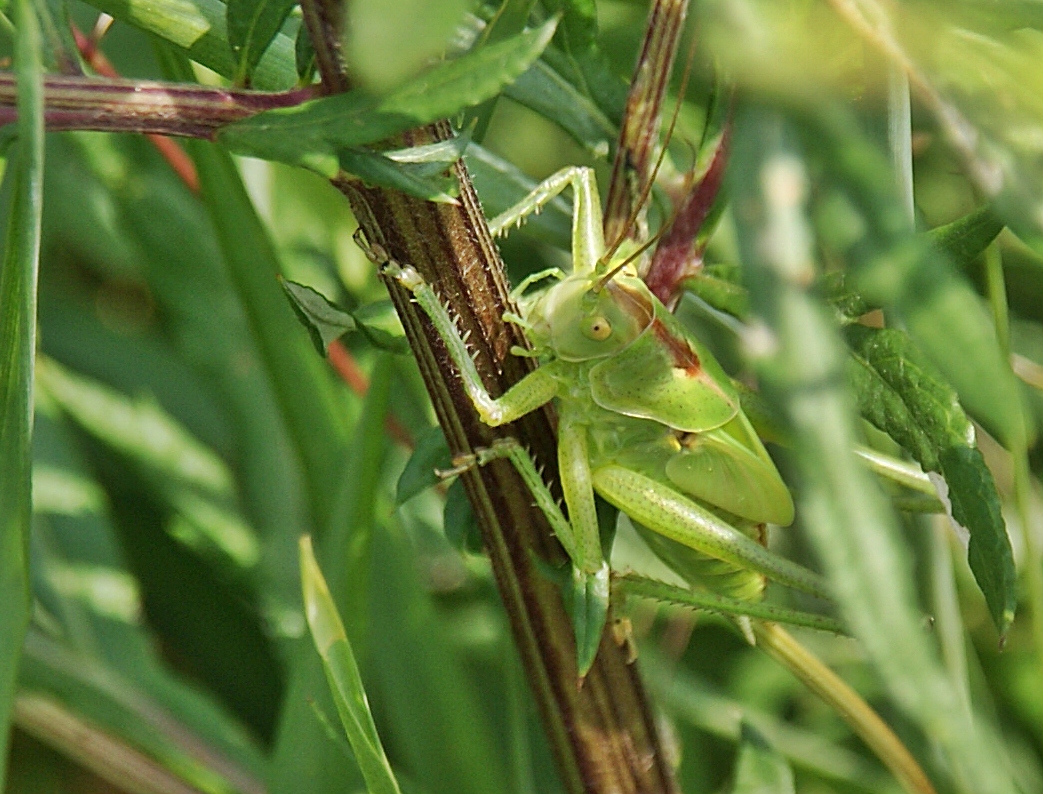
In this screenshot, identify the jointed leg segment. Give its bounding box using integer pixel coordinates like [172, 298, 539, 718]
[439, 438, 593, 573]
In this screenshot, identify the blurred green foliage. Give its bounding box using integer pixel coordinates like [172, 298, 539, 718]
[2, 1, 1043, 793]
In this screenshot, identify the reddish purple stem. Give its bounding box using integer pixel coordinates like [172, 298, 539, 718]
[0, 73, 316, 138]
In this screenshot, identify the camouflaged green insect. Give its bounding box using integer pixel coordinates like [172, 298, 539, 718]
[382, 166, 828, 675]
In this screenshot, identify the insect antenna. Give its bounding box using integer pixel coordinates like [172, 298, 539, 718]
[592, 230, 666, 292]
[599, 30, 700, 272]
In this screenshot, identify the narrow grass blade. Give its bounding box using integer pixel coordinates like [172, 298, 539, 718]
[184, 133, 350, 530]
[0, 0, 44, 784]
[299, 535, 403, 794]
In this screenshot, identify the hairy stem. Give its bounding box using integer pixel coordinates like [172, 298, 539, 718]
[603, 0, 689, 248]
[292, 0, 678, 788]
[335, 124, 679, 793]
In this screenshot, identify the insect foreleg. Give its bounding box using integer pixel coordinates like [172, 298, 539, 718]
[507, 267, 565, 303]
[592, 465, 831, 601]
[384, 260, 560, 426]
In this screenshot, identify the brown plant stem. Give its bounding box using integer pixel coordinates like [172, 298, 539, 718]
[0, 72, 314, 137]
[296, 3, 680, 790]
[602, 0, 690, 248]
[335, 124, 680, 793]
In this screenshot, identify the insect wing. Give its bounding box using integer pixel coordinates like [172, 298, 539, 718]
[664, 413, 795, 526]
[588, 310, 739, 433]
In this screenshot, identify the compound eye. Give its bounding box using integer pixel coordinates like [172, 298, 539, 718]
[582, 315, 613, 341]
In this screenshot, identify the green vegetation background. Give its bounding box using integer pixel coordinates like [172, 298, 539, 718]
[3, 1, 1043, 793]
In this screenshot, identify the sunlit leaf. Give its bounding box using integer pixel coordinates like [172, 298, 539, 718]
[299, 535, 403, 794]
[89, 0, 298, 89]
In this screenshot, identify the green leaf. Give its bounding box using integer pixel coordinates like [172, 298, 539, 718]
[545, 0, 598, 56]
[185, 136, 350, 529]
[366, 522, 510, 792]
[219, 19, 559, 175]
[88, 0, 299, 89]
[845, 324, 1016, 633]
[503, 56, 616, 158]
[36, 358, 261, 573]
[226, 0, 297, 85]
[299, 536, 403, 794]
[539, 0, 627, 128]
[337, 147, 459, 203]
[36, 358, 235, 494]
[270, 356, 394, 794]
[731, 722, 796, 794]
[804, 108, 1029, 451]
[25, 406, 271, 784]
[0, 0, 44, 783]
[396, 425, 452, 505]
[443, 477, 483, 555]
[282, 280, 408, 355]
[845, 325, 971, 473]
[928, 206, 1005, 270]
[938, 446, 1017, 634]
[282, 279, 357, 354]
